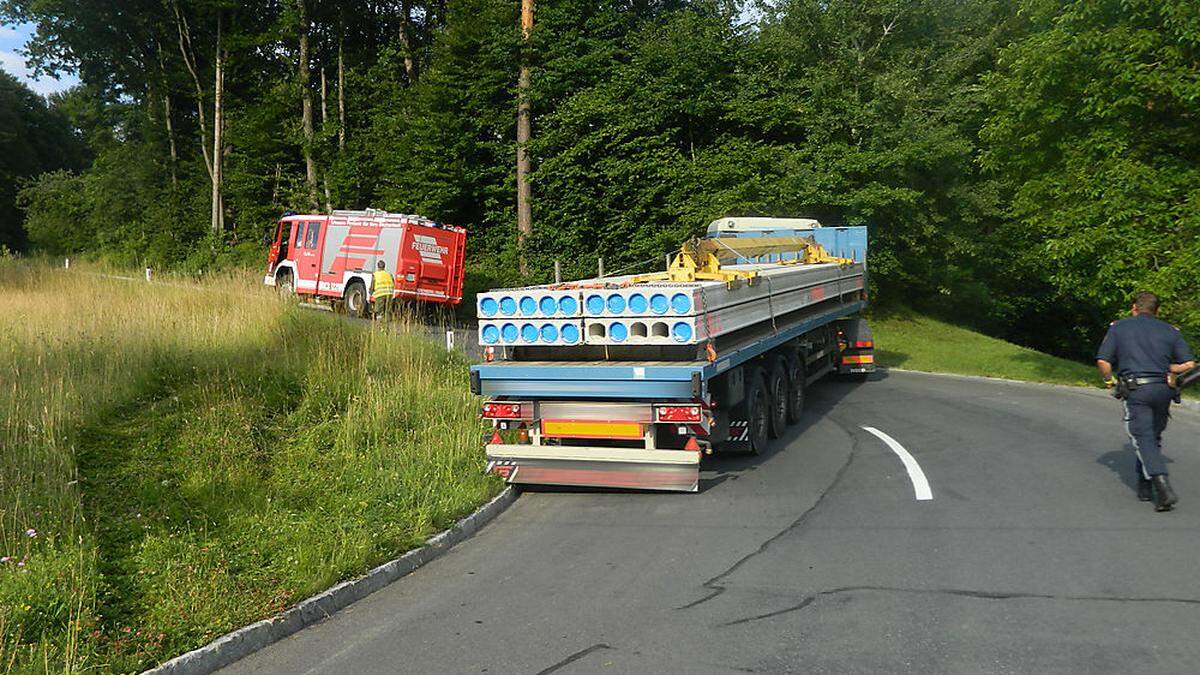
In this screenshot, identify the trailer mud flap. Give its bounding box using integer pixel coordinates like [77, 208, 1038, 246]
[486, 445, 700, 492]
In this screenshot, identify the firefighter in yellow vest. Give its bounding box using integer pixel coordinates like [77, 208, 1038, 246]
[372, 260, 395, 321]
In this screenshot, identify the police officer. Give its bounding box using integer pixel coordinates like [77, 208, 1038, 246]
[1096, 292, 1195, 511]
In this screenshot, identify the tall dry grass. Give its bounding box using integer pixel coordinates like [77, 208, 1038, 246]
[0, 260, 496, 672]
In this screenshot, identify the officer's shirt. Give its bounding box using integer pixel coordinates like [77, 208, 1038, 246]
[1095, 314, 1195, 377]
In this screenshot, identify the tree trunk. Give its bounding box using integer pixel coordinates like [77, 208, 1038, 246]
[271, 163, 282, 207]
[399, 0, 417, 83]
[338, 15, 346, 153]
[154, 39, 178, 187]
[211, 12, 225, 233]
[320, 66, 328, 126]
[298, 0, 320, 211]
[163, 93, 179, 187]
[516, 0, 534, 276]
[319, 65, 332, 212]
[173, 0, 213, 181]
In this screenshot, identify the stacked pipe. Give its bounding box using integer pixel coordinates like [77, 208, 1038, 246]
[476, 260, 865, 348]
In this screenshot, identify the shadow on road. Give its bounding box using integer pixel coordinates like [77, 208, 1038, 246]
[1097, 447, 1175, 498]
[698, 370, 883, 491]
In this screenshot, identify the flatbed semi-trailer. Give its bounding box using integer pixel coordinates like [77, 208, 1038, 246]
[469, 219, 874, 492]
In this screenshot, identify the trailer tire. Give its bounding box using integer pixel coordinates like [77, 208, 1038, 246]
[767, 358, 788, 439]
[745, 368, 770, 455]
[786, 355, 805, 425]
[344, 282, 369, 318]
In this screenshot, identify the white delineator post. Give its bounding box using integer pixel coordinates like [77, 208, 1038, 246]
[64, 258, 70, 269]
[446, 329, 455, 351]
[145, 267, 153, 282]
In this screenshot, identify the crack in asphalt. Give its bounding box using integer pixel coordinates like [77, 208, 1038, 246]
[676, 418, 861, 611]
[535, 643, 612, 674]
[719, 597, 817, 626]
[716, 585, 1200, 627]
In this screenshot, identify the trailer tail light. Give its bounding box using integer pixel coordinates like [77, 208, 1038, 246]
[482, 401, 528, 419]
[854, 340, 874, 349]
[655, 405, 703, 423]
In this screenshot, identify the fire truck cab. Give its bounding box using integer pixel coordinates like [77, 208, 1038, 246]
[266, 209, 467, 315]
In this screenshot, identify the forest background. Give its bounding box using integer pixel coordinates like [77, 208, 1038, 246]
[1, 0, 1197, 361]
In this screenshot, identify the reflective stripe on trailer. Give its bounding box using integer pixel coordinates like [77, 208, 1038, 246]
[541, 420, 644, 439]
[728, 420, 750, 442]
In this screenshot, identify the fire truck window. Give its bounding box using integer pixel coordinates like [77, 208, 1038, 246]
[305, 221, 320, 248]
[294, 223, 305, 249]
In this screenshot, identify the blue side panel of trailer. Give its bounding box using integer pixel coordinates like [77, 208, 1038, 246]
[700, 301, 865, 377]
[472, 301, 866, 400]
[474, 365, 700, 400]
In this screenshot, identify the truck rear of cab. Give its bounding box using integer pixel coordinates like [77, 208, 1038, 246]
[836, 317, 876, 375]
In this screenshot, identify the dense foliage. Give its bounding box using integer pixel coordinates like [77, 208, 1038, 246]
[1, 0, 1197, 357]
[0, 71, 85, 251]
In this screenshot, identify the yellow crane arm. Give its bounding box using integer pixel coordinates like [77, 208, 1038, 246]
[629, 236, 853, 287]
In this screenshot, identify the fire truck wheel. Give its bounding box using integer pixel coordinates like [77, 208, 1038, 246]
[786, 355, 805, 425]
[275, 271, 294, 296]
[767, 358, 788, 439]
[745, 367, 769, 455]
[344, 282, 369, 318]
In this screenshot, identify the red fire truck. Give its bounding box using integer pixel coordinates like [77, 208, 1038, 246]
[265, 209, 467, 315]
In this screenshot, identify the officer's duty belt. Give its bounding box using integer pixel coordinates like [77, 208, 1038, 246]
[1129, 376, 1167, 385]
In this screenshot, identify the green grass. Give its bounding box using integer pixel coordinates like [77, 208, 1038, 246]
[0, 261, 499, 672]
[870, 309, 1099, 387]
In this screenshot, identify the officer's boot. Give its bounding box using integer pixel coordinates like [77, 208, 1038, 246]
[1137, 477, 1153, 502]
[1152, 475, 1178, 512]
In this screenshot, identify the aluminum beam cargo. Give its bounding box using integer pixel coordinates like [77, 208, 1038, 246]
[478, 263, 865, 347]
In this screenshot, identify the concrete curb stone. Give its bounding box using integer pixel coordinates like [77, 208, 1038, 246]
[143, 486, 518, 675]
[886, 367, 1200, 414]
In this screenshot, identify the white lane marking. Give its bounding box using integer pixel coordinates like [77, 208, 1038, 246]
[862, 426, 933, 501]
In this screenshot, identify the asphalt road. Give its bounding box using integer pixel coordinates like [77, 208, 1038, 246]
[222, 370, 1200, 674]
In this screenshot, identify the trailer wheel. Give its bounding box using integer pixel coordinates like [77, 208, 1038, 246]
[767, 358, 788, 439]
[344, 282, 369, 318]
[745, 368, 770, 454]
[786, 355, 805, 425]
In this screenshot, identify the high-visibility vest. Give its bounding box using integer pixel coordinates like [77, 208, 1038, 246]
[372, 269, 395, 300]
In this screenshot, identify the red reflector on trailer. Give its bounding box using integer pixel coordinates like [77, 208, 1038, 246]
[684, 436, 701, 452]
[489, 430, 503, 445]
[482, 401, 524, 419]
[656, 405, 703, 423]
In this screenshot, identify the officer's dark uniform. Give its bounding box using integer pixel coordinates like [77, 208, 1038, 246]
[1096, 315, 1194, 480]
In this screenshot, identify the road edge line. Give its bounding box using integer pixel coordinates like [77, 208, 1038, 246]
[861, 426, 933, 501]
[885, 367, 1200, 415]
[143, 486, 518, 675]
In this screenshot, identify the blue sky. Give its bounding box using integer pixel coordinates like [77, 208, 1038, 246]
[0, 21, 79, 96]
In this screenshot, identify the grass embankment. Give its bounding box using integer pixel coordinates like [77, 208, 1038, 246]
[0, 261, 498, 672]
[871, 309, 1099, 386]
